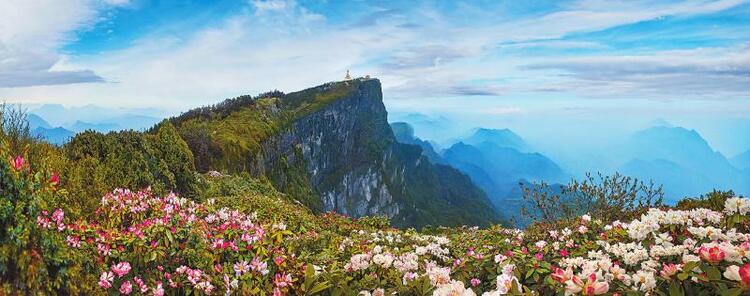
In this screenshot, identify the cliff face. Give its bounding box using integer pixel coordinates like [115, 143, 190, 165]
[174, 78, 501, 228]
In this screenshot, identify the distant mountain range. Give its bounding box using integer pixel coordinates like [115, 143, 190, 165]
[391, 123, 567, 226]
[391, 115, 750, 223]
[27, 114, 75, 145]
[25, 105, 166, 145]
[463, 128, 530, 152]
[619, 126, 749, 202]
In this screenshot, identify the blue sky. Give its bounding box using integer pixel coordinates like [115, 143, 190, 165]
[1, 0, 750, 155]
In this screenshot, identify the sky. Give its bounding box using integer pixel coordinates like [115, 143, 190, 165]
[1, 0, 750, 156]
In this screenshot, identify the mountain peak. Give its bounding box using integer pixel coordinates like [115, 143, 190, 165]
[465, 128, 529, 152]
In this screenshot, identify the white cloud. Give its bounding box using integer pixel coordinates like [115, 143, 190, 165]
[522, 45, 750, 99]
[251, 0, 293, 14]
[0, 0, 109, 88]
[1, 0, 748, 108]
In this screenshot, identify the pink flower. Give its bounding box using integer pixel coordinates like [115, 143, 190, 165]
[153, 283, 164, 296]
[111, 262, 131, 278]
[97, 243, 111, 256]
[470, 278, 481, 287]
[274, 273, 292, 288]
[36, 216, 52, 228]
[274, 256, 284, 266]
[98, 271, 114, 289]
[234, 261, 250, 276]
[66, 235, 81, 248]
[660, 263, 680, 279]
[134, 277, 148, 293]
[51, 209, 64, 224]
[251, 257, 269, 275]
[551, 267, 573, 284]
[12, 155, 24, 171]
[535, 253, 543, 260]
[697, 245, 725, 264]
[119, 280, 133, 295]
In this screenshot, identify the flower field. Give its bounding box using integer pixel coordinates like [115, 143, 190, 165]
[3, 152, 750, 295]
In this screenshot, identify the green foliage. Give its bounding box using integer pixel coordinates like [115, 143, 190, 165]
[0, 141, 88, 294]
[676, 190, 735, 212]
[521, 172, 664, 225]
[62, 122, 199, 213]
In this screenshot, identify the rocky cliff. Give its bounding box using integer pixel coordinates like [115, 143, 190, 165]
[172, 78, 501, 228]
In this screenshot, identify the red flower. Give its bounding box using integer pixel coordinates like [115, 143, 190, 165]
[740, 263, 750, 287]
[49, 173, 60, 187]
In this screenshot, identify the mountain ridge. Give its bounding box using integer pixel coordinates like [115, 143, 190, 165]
[170, 78, 502, 228]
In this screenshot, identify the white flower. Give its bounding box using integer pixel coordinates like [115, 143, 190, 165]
[432, 280, 476, 296]
[724, 265, 742, 282]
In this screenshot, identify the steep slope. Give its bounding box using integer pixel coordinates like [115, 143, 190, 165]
[391, 122, 443, 163]
[171, 78, 501, 228]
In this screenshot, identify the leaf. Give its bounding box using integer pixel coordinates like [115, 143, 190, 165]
[705, 266, 722, 281]
[721, 288, 743, 296]
[668, 281, 684, 296]
[308, 282, 330, 294]
[304, 264, 315, 289]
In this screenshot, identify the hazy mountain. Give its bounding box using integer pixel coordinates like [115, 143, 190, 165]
[70, 121, 122, 133]
[621, 126, 749, 201]
[31, 104, 165, 129]
[444, 141, 566, 187]
[26, 113, 75, 145]
[441, 139, 567, 226]
[464, 128, 530, 152]
[27, 114, 52, 129]
[32, 127, 75, 145]
[388, 112, 459, 143]
[731, 149, 750, 170]
[101, 114, 162, 131]
[390, 122, 443, 163]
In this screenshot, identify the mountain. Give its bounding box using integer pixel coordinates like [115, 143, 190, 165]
[463, 128, 530, 152]
[620, 159, 716, 201]
[390, 122, 443, 163]
[26, 113, 75, 145]
[170, 78, 501, 228]
[441, 140, 566, 226]
[31, 104, 163, 133]
[32, 127, 75, 145]
[101, 114, 162, 131]
[443, 141, 566, 188]
[388, 112, 458, 143]
[622, 126, 749, 201]
[731, 149, 750, 170]
[27, 114, 52, 129]
[69, 121, 122, 133]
